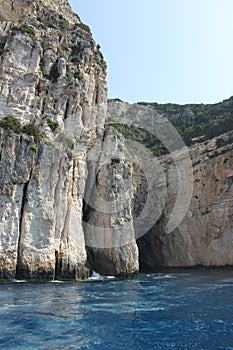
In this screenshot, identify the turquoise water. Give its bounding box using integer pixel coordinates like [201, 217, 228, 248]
[1, 268, 233, 349]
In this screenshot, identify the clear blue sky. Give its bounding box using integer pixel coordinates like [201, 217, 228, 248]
[70, 0, 233, 104]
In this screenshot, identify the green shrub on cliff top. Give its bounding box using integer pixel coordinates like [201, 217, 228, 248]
[111, 96, 233, 157]
[138, 97, 233, 146]
[78, 22, 91, 34]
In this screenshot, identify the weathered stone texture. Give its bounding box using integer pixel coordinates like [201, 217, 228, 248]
[0, 0, 140, 281]
[0, 0, 108, 280]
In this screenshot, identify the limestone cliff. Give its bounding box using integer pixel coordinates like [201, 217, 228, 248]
[0, 0, 139, 280]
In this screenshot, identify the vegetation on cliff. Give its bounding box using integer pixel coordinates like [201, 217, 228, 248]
[110, 96, 233, 156]
[139, 97, 233, 145]
[0, 116, 44, 142]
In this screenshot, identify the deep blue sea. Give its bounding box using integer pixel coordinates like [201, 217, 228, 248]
[1, 268, 233, 349]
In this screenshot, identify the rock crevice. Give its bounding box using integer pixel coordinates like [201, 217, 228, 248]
[15, 166, 33, 279]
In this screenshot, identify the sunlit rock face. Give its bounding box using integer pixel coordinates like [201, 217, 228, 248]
[0, 0, 116, 280]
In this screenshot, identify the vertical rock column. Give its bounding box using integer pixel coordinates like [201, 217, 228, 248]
[84, 128, 139, 277]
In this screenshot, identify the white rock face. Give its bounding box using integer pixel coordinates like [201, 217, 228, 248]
[0, 0, 108, 280]
[0, 0, 140, 281]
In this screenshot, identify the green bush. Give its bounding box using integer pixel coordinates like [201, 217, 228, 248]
[127, 167, 132, 176]
[78, 22, 91, 34]
[108, 98, 122, 102]
[0, 116, 22, 134]
[39, 62, 48, 78]
[0, 117, 44, 143]
[95, 56, 107, 72]
[30, 144, 38, 153]
[71, 45, 79, 55]
[74, 71, 83, 80]
[46, 117, 59, 132]
[22, 123, 43, 142]
[110, 122, 166, 157]
[12, 24, 37, 42]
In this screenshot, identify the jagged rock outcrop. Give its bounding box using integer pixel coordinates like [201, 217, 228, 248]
[84, 126, 139, 277]
[0, 0, 139, 281]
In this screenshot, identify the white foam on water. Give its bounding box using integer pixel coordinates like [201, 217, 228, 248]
[12, 278, 27, 283]
[88, 271, 116, 281]
[50, 280, 65, 283]
[92, 271, 102, 278]
[153, 274, 176, 280]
